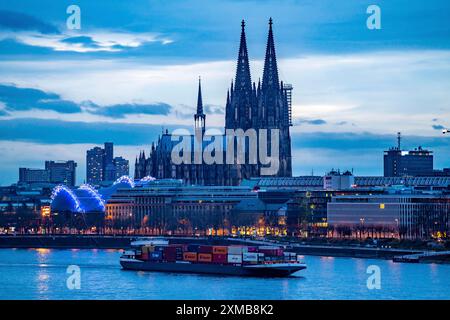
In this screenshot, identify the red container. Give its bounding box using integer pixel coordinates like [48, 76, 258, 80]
[247, 246, 257, 252]
[198, 245, 213, 254]
[212, 253, 227, 264]
[258, 248, 280, 256]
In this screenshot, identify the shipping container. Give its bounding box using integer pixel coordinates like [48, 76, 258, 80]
[149, 251, 163, 261]
[198, 253, 212, 262]
[141, 252, 149, 260]
[187, 244, 200, 252]
[154, 246, 165, 252]
[227, 254, 243, 264]
[228, 246, 245, 255]
[243, 252, 258, 262]
[212, 246, 228, 255]
[258, 248, 284, 257]
[212, 253, 227, 264]
[198, 245, 213, 254]
[183, 252, 197, 262]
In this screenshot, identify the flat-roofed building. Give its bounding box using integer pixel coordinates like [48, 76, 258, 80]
[106, 180, 264, 235]
[328, 193, 450, 239]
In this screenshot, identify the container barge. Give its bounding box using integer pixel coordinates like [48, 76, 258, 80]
[120, 238, 306, 277]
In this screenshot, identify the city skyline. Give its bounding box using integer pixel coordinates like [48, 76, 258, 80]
[1, 0, 450, 185]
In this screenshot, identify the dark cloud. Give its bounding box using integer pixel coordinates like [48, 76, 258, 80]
[432, 124, 445, 130]
[291, 131, 450, 151]
[88, 103, 172, 118]
[0, 10, 59, 34]
[0, 84, 81, 113]
[0, 83, 173, 117]
[61, 36, 101, 48]
[0, 118, 189, 145]
[204, 104, 224, 114]
[294, 118, 327, 126]
[1, 118, 447, 153]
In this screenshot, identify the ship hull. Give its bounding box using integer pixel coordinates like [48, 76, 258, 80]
[120, 259, 306, 277]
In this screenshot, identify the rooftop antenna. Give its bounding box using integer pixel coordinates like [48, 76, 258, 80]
[397, 132, 401, 150]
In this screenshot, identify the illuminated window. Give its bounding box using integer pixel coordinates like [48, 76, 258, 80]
[379, 203, 385, 209]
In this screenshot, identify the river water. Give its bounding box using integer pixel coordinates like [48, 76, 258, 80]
[0, 248, 449, 300]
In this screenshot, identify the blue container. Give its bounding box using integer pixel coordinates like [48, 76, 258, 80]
[187, 244, 200, 252]
[150, 251, 163, 261]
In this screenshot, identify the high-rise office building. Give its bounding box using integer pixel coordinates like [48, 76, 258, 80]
[114, 157, 129, 179]
[104, 142, 114, 167]
[383, 133, 434, 177]
[86, 143, 129, 184]
[86, 146, 105, 184]
[45, 160, 77, 186]
[18, 168, 50, 184]
[384, 147, 433, 177]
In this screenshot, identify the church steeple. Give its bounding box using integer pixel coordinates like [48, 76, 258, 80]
[226, 20, 255, 130]
[235, 20, 252, 91]
[194, 76, 206, 133]
[196, 76, 203, 115]
[262, 17, 279, 91]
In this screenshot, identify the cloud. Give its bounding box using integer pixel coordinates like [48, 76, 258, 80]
[0, 30, 173, 53]
[0, 10, 59, 34]
[294, 118, 327, 125]
[0, 83, 176, 119]
[60, 36, 101, 48]
[204, 104, 224, 114]
[0, 84, 81, 113]
[87, 102, 172, 118]
[0, 118, 189, 145]
[291, 131, 450, 151]
[432, 124, 445, 130]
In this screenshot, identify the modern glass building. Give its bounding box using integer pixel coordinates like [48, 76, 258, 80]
[328, 193, 450, 239]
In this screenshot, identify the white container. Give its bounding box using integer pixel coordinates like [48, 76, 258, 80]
[243, 252, 258, 262]
[227, 254, 243, 263]
[228, 246, 244, 255]
[259, 245, 281, 250]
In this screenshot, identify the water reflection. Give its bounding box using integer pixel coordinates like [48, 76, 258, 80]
[1, 248, 449, 299]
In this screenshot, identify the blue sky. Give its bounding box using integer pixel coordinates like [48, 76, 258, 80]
[0, 0, 449, 185]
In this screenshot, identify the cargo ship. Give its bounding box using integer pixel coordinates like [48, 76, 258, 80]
[120, 238, 306, 277]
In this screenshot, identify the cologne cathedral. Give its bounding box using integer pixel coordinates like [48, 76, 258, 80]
[135, 19, 293, 186]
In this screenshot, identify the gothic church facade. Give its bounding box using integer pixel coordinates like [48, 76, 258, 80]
[135, 19, 292, 186]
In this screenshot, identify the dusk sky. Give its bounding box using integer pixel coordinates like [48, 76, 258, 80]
[1, 0, 449, 185]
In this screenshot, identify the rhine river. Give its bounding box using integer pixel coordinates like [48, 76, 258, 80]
[0, 248, 449, 300]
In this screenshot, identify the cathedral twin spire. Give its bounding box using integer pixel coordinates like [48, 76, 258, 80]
[194, 77, 206, 133]
[194, 18, 288, 133]
[262, 18, 280, 91]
